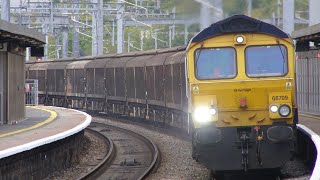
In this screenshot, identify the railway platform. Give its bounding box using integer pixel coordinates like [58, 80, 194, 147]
[0, 106, 91, 158]
[299, 114, 320, 135]
[297, 114, 320, 180]
[0, 106, 91, 179]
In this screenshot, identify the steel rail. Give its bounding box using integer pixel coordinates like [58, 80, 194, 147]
[81, 123, 159, 180]
[79, 128, 114, 180]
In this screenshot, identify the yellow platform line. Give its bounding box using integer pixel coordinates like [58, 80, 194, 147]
[0, 106, 57, 138]
[299, 113, 320, 120]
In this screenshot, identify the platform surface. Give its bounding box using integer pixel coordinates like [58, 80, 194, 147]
[299, 114, 320, 135]
[0, 106, 91, 158]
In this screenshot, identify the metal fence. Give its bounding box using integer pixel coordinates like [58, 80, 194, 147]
[26, 79, 38, 106]
[296, 49, 320, 115]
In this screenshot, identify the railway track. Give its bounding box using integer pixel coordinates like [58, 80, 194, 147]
[81, 122, 160, 180]
[80, 113, 314, 180]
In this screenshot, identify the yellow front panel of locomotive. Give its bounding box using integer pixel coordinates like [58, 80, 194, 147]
[215, 110, 271, 127]
[187, 33, 296, 128]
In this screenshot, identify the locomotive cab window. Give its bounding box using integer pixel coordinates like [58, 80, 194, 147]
[245, 45, 288, 77]
[195, 48, 236, 80]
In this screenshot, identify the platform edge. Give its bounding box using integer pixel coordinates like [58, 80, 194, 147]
[297, 124, 320, 180]
[0, 107, 91, 159]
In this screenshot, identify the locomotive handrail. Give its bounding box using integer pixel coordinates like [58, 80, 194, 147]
[297, 124, 320, 180]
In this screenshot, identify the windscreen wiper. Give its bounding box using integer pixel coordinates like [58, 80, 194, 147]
[276, 40, 286, 74]
[195, 44, 204, 76]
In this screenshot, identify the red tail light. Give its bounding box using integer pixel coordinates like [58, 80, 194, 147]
[240, 98, 247, 108]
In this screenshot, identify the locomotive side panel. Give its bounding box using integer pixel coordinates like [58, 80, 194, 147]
[75, 69, 85, 94]
[47, 70, 55, 93]
[146, 52, 176, 105]
[135, 67, 145, 101]
[126, 67, 135, 99]
[94, 68, 104, 95]
[172, 63, 181, 106]
[127, 55, 153, 103]
[154, 65, 164, 102]
[85, 57, 112, 98]
[181, 63, 188, 112]
[66, 69, 73, 95]
[164, 51, 186, 110]
[106, 56, 133, 101]
[47, 61, 71, 96]
[115, 68, 125, 99]
[105, 68, 115, 97]
[67, 60, 92, 96]
[86, 69, 95, 95]
[37, 70, 45, 92]
[146, 66, 155, 101]
[164, 64, 173, 106]
[56, 69, 65, 93]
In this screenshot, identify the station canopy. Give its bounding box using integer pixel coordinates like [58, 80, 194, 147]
[0, 19, 45, 47]
[292, 23, 320, 41]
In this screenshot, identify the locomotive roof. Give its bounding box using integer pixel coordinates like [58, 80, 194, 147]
[191, 15, 289, 43]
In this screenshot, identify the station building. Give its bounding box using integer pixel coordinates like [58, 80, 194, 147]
[0, 20, 45, 124]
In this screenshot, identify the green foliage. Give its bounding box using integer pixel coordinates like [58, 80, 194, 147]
[224, 0, 248, 16]
[251, 0, 279, 19]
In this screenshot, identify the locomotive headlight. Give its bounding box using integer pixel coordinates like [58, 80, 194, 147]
[209, 107, 217, 115]
[194, 107, 211, 123]
[270, 105, 278, 113]
[278, 105, 291, 117]
[234, 35, 246, 45]
[236, 36, 244, 43]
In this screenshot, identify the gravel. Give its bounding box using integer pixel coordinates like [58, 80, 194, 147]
[44, 131, 108, 180]
[281, 160, 312, 180]
[93, 116, 211, 180]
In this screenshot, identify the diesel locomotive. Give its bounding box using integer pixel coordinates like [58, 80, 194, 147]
[187, 15, 297, 171]
[26, 15, 297, 173]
